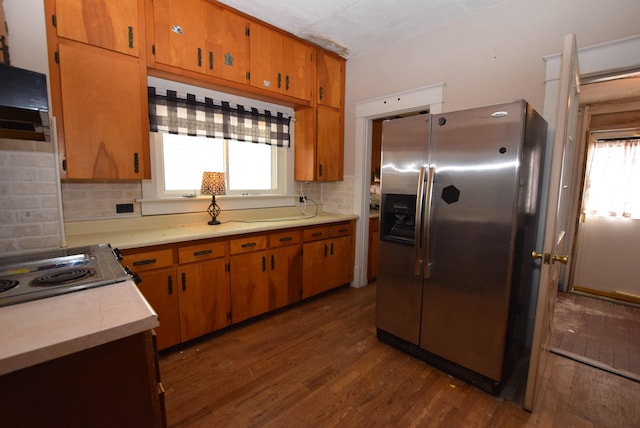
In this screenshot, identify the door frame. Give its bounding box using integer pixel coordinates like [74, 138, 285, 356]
[352, 83, 444, 287]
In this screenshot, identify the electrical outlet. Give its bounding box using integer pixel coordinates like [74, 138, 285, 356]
[299, 196, 306, 203]
[116, 203, 134, 214]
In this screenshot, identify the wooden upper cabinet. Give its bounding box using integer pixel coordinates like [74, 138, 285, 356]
[317, 51, 344, 109]
[58, 41, 147, 179]
[204, 4, 249, 84]
[249, 22, 312, 101]
[54, 0, 140, 56]
[316, 105, 344, 181]
[152, 0, 205, 73]
[282, 37, 313, 100]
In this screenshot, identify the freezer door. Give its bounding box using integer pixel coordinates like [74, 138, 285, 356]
[376, 114, 430, 345]
[420, 101, 526, 381]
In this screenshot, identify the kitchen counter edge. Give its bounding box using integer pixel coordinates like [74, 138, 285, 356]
[0, 281, 158, 376]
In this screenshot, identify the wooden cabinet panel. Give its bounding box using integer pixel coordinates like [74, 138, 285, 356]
[152, 0, 205, 73]
[178, 259, 230, 341]
[317, 51, 343, 109]
[248, 22, 283, 94]
[282, 37, 313, 100]
[269, 230, 301, 248]
[178, 241, 226, 264]
[302, 221, 354, 298]
[58, 40, 147, 179]
[249, 21, 312, 101]
[303, 226, 329, 242]
[317, 105, 344, 181]
[230, 235, 268, 255]
[204, 4, 248, 84]
[230, 251, 269, 323]
[121, 248, 174, 272]
[268, 242, 302, 309]
[136, 267, 181, 350]
[55, 0, 140, 56]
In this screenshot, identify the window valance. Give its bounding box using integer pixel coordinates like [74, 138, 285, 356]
[148, 87, 291, 147]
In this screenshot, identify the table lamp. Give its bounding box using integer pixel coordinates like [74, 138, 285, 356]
[201, 171, 226, 225]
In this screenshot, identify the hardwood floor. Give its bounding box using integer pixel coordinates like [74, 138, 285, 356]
[159, 284, 640, 427]
[552, 291, 640, 380]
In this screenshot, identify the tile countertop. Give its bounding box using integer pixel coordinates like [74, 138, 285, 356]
[0, 281, 158, 376]
[65, 210, 359, 250]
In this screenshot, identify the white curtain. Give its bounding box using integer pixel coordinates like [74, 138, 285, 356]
[583, 138, 640, 219]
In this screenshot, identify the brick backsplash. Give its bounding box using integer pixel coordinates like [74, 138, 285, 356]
[0, 141, 62, 253]
[61, 181, 142, 221]
[321, 176, 355, 213]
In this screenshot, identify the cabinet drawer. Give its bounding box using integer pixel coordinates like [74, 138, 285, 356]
[230, 235, 267, 255]
[121, 248, 174, 272]
[330, 222, 352, 237]
[178, 241, 227, 264]
[269, 230, 302, 248]
[303, 226, 329, 242]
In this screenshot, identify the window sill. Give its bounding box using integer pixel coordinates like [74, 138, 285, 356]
[137, 194, 300, 216]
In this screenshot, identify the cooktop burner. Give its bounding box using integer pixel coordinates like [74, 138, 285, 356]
[33, 268, 96, 286]
[0, 244, 131, 308]
[0, 279, 19, 293]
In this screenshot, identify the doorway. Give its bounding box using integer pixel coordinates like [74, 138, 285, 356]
[551, 75, 640, 381]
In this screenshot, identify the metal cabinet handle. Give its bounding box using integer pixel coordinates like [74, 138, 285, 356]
[128, 26, 134, 49]
[262, 256, 266, 272]
[279, 236, 292, 242]
[168, 275, 173, 295]
[133, 258, 156, 266]
[181, 272, 187, 291]
[241, 242, 257, 248]
[271, 255, 275, 270]
[193, 249, 212, 257]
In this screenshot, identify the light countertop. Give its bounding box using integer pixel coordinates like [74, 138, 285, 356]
[0, 281, 158, 376]
[65, 211, 358, 250]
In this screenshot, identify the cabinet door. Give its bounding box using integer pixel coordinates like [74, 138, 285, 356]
[152, 0, 205, 73]
[55, 0, 139, 56]
[248, 22, 283, 94]
[328, 235, 353, 288]
[316, 105, 344, 181]
[137, 268, 180, 350]
[269, 244, 302, 309]
[230, 251, 269, 323]
[204, 4, 249, 84]
[178, 259, 229, 342]
[317, 52, 343, 108]
[58, 41, 147, 179]
[302, 239, 328, 298]
[282, 37, 313, 100]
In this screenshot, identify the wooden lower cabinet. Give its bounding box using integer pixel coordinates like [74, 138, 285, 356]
[0, 331, 164, 428]
[302, 221, 354, 298]
[123, 221, 352, 348]
[230, 249, 269, 323]
[137, 267, 181, 350]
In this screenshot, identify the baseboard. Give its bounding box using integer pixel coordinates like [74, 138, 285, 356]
[572, 285, 640, 305]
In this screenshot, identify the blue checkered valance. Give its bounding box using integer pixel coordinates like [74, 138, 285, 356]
[148, 87, 291, 147]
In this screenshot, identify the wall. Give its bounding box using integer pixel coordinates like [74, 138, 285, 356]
[0, 0, 60, 252]
[343, 0, 640, 177]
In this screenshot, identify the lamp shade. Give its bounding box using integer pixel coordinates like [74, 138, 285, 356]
[201, 172, 226, 195]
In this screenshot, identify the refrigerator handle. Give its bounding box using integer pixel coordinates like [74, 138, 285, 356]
[414, 166, 427, 276]
[423, 167, 435, 279]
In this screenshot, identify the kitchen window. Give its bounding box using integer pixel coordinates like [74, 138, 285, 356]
[140, 77, 295, 215]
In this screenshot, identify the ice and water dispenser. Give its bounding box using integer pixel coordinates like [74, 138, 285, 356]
[380, 194, 416, 245]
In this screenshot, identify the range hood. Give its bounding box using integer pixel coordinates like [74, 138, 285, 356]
[0, 63, 50, 141]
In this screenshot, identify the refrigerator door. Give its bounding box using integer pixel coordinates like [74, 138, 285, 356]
[420, 101, 526, 381]
[376, 114, 430, 345]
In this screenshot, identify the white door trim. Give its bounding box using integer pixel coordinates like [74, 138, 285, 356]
[352, 83, 444, 287]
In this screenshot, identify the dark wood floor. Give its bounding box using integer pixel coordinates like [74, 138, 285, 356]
[552, 291, 640, 379]
[159, 284, 640, 427]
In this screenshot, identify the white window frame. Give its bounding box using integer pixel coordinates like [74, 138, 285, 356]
[139, 77, 296, 216]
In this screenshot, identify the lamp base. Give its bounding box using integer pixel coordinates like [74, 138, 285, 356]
[208, 218, 221, 225]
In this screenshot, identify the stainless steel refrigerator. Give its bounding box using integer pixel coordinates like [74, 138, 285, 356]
[375, 100, 547, 394]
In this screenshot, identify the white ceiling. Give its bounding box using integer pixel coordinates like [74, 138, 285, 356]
[217, 0, 506, 58]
